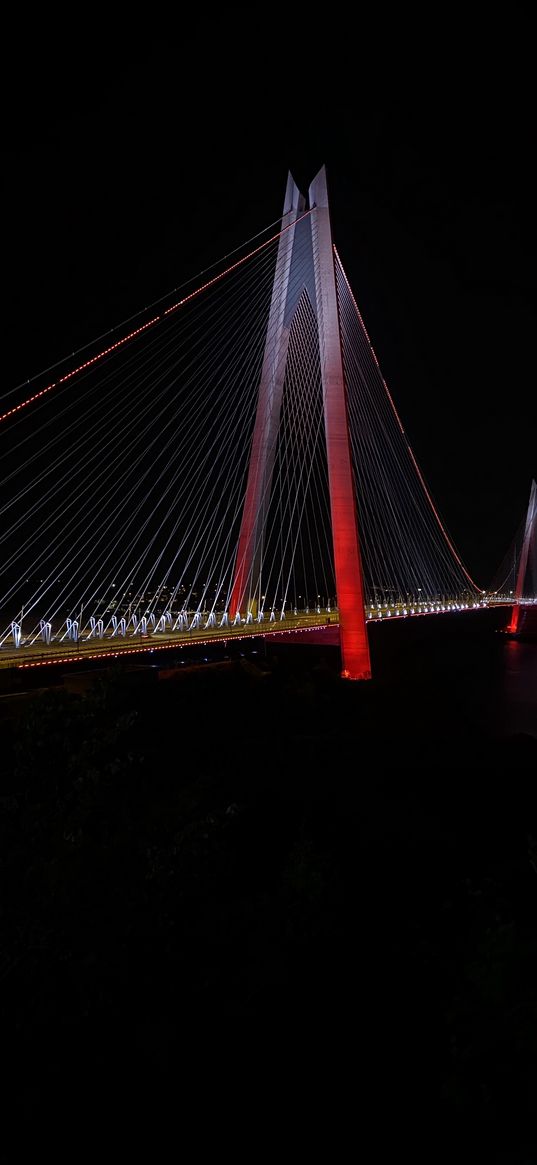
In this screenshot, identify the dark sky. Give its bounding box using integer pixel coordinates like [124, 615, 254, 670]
[3, 16, 536, 586]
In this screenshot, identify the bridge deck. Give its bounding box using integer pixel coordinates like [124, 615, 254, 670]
[1, 612, 333, 670]
[0, 601, 517, 670]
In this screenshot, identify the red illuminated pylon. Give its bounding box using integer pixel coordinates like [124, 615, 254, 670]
[507, 478, 537, 633]
[230, 167, 371, 680]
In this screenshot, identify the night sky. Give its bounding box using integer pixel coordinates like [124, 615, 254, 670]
[3, 18, 535, 586]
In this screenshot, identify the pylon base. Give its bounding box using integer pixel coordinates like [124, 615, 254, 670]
[341, 668, 372, 682]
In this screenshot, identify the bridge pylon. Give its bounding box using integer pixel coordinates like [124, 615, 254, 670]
[230, 167, 371, 680]
[507, 478, 537, 634]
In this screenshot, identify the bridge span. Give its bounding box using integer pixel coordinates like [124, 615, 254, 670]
[0, 600, 517, 672]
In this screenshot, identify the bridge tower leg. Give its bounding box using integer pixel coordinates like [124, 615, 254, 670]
[230, 166, 371, 680]
[507, 478, 537, 633]
[229, 174, 305, 621]
[309, 167, 371, 680]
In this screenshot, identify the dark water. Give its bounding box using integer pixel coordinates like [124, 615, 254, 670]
[265, 605, 536, 757]
[368, 606, 537, 738]
[500, 630, 537, 736]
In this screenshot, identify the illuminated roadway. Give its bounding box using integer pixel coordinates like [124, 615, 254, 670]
[0, 599, 518, 671]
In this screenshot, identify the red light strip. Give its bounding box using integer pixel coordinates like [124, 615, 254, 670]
[334, 247, 482, 592]
[0, 319, 159, 424]
[163, 209, 313, 317]
[1, 210, 314, 426]
[15, 619, 327, 668]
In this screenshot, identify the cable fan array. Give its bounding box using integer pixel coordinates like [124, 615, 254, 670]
[0, 205, 486, 654]
[0, 218, 322, 645]
[488, 480, 537, 600]
[241, 287, 335, 616]
[335, 250, 480, 607]
[489, 516, 527, 598]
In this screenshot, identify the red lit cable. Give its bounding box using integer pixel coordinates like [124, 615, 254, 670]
[0, 210, 314, 426]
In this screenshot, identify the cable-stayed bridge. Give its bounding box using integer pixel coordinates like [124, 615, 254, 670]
[1, 168, 535, 679]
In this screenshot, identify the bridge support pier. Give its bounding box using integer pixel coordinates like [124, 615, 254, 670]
[507, 478, 536, 633]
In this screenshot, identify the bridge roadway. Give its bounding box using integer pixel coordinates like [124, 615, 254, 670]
[0, 600, 514, 671]
[2, 610, 333, 670]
